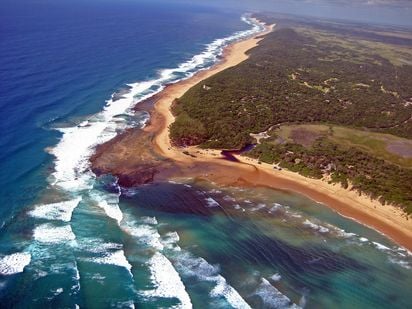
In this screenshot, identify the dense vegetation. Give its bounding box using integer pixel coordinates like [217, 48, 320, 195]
[171, 23, 412, 148]
[170, 16, 412, 213]
[248, 138, 412, 214]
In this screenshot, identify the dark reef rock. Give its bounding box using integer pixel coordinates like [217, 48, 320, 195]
[116, 166, 158, 187]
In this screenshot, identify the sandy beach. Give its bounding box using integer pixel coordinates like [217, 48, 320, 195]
[92, 20, 412, 251]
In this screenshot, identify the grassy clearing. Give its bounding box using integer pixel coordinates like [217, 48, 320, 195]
[367, 30, 412, 40]
[295, 27, 412, 67]
[269, 124, 412, 168]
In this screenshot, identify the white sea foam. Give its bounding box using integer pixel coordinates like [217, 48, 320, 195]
[253, 278, 300, 309]
[120, 216, 190, 307]
[373, 242, 391, 251]
[91, 273, 106, 283]
[303, 221, 356, 239]
[121, 220, 164, 250]
[92, 250, 133, 276]
[0, 16, 265, 307]
[172, 15, 264, 79]
[205, 197, 220, 208]
[334, 227, 356, 239]
[72, 261, 81, 294]
[162, 232, 181, 251]
[317, 226, 330, 234]
[250, 203, 266, 212]
[95, 197, 123, 224]
[168, 180, 181, 184]
[210, 278, 251, 309]
[303, 219, 329, 234]
[80, 240, 123, 254]
[78, 239, 134, 276]
[50, 80, 157, 192]
[46, 15, 264, 201]
[48, 16, 264, 195]
[52, 288, 64, 296]
[19, 15, 265, 301]
[0, 252, 31, 275]
[33, 224, 76, 244]
[269, 203, 284, 213]
[117, 301, 135, 309]
[366, 242, 412, 269]
[223, 195, 236, 202]
[233, 204, 246, 212]
[270, 273, 282, 282]
[397, 247, 412, 257]
[28, 198, 82, 222]
[144, 252, 192, 309]
[345, 235, 412, 269]
[175, 251, 251, 309]
[141, 216, 158, 225]
[388, 257, 411, 269]
[299, 294, 307, 308]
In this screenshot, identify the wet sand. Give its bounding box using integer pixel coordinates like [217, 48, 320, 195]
[91, 21, 412, 251]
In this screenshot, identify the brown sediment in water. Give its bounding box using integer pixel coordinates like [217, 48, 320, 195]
[90, 20, 412, 251]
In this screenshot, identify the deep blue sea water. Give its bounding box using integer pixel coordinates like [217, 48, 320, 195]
[1, 1, 412, 308]
[0, 0, 249, 222]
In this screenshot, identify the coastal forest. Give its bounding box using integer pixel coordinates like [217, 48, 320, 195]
[170, 15, 412, 214]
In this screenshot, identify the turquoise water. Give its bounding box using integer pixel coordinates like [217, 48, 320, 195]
[1, 1, 411, 307]
[2, 176, 412, 308]
[0, 0, 250, 222]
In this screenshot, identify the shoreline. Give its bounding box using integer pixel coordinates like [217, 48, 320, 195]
[92, 20, 412, 251]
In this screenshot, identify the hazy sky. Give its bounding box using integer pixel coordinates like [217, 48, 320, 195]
[5, 0, 412, 27]
[168, 0, 412, 27]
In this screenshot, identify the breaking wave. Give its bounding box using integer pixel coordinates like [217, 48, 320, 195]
[0, 252, 31, 275]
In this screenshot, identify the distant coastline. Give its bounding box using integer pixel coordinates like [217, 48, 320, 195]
[91, 19, 412, 251]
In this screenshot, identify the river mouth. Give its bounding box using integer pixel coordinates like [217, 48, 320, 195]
[221, 144, 256, 162]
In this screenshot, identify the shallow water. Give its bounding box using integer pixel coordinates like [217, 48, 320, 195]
[4, 177, 411, 308]
[117, 180, 412, 308]
[1, 1, 411, 308]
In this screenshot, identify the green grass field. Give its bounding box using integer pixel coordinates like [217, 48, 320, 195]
[268, 124, 412, 168]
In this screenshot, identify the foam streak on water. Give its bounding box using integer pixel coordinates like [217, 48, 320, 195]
[121, 215, 192, 306]
[28, 198, 82, 222]
[122, 213, 250, 308]
[0, 253, 31, 275]
[145, 252, 192, 309]
[33, 224, 76, 244]
[92, 250, 133, 276]
[174, 251, 251, 309]
[253, 278, 300, 309]
[0, 15, 266, 305]
[130, 204, 255, 308]
[90, 190, 123, 225]
[48, 15, 265, 194]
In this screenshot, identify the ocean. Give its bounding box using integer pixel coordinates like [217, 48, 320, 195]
[0, 0, 411, 308]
